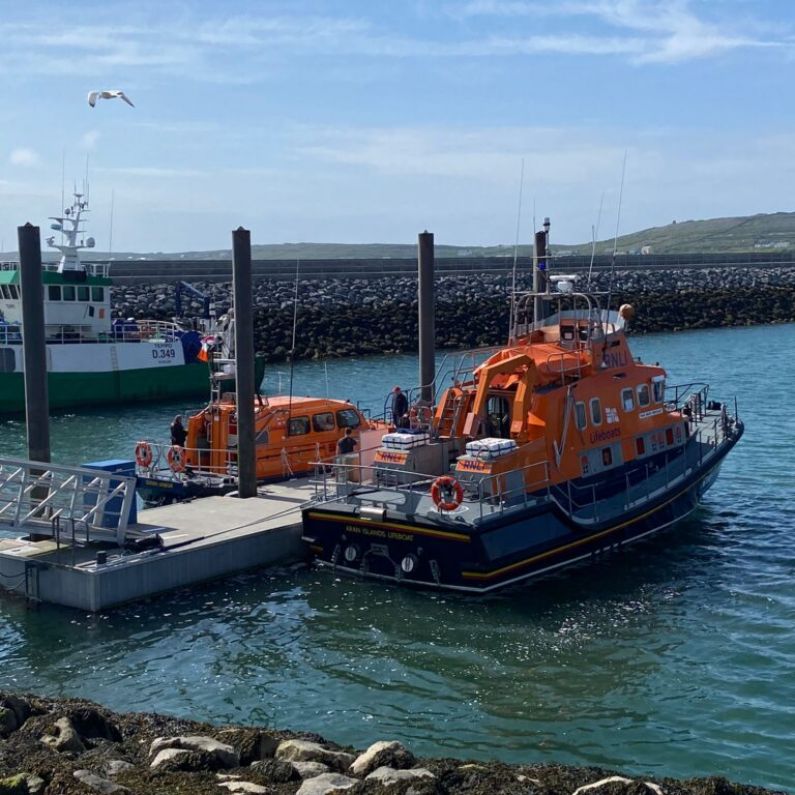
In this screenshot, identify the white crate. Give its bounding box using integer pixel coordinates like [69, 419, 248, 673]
[381, 432, 429, 450]
[465, 437, 518, 460]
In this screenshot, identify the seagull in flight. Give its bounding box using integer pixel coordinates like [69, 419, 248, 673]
[88, 90, 135, 108]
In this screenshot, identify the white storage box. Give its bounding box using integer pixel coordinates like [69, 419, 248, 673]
[381, 432, 430, 450]
[465, 437, 518, 460]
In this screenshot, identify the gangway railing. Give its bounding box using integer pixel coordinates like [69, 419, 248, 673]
[0, 458, 136, 546]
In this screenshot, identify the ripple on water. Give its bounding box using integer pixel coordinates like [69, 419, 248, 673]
[0, 326, 794, 789]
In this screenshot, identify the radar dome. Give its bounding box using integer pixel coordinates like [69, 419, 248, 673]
[619, 304, 635, 322]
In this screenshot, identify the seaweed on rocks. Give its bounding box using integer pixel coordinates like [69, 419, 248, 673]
[0, 693, 786, 795]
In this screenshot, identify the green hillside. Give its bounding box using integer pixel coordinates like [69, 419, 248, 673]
[564, 212, 795, 256]
[6, 211, 795, 261]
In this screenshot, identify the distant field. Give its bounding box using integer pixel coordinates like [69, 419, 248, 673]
[9, 210, 795, 261]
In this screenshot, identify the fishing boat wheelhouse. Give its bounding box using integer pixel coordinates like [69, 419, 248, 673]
[302, 234, 743, 592]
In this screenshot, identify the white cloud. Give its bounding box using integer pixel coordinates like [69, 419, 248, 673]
[9, 148, 40, 167]
[80, 130, 101, 150]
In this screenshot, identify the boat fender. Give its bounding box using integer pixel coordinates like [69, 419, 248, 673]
[135, 441, 154, 468]
[431, 475, 464, 511]
[167, 445, 187, 473]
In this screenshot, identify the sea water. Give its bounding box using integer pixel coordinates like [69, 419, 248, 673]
[0, 323, 792, 790]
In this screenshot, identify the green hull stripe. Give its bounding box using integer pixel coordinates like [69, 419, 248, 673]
[0, 359, 265, 414]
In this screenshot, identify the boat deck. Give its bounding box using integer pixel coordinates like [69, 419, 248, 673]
[0, 478, 317, 611]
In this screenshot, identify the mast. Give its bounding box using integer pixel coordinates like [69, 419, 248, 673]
[45, 192, 95, 273]
[532, 217, 550, 324]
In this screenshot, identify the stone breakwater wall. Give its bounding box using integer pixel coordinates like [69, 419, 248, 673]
[112, 266, 795, 362]
[0, 692, 784, 795]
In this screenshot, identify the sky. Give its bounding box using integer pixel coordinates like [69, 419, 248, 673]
[1, 0, 795, 253]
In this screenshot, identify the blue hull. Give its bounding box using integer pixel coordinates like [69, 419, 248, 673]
[302, 425, 742, 593]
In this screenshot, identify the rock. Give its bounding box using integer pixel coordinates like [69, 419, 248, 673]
[295, 772, 358, 795]
[292, 761, 330, 779]
[0, 774, 27, 795]
[104, 760, 135, 777]
[218, 782, 269, 794]
[148, 734, 239, 769]
[22, 775, 45, 795]
[249, 758, 298, 783]
[572, 776, 650, 795]
[149, 747, 191, 770]
[350, 740, 416, 776]
[218, 727, 279, 764]
[67, 707, 122, 742]
[73, 769, 129, 794]
[0, 708, 17, 738]
[365, 766, 435, 786]
[41, 716, 86, 754]
[275, 739, 354, 772]
[0, 696, 31, 737]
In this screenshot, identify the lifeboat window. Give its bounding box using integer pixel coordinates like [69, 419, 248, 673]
[621, 388, 634, 411]
[636, 437, 646, 455]
[575, 401, 587, 430]
[602, 447, 613, 466]
[590, 397, 602, 425]
[255, 429, 269, 445]
[0, 286, 10, 300]
[665, 427, 674, 446]
[91, 287, 104, 302]
[486, 395, 511, 438]
[336, 409, 361, 429]
[652, 378, 665, 402]
[48, 285, 61, 301]
[8, 286, 18, 299]
[288, 416, 310, 436]
[62, 285, 76, 301]
[77, 285, 90, 301]
[312, 412, 336, 432]
[560, 324, 575, 341]
[637, 384, 650, 407]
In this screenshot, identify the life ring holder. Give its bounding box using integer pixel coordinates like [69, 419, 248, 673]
[431, 475, 464, 512]
[167, 445, 187, 473]
[135, 440, 154, 469]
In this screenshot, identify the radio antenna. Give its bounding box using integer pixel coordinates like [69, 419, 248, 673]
[287, 259, 300, 423]
[606, 150, 627, 313]
[508, 158, 525, 343]
[587, 191, 605, 289]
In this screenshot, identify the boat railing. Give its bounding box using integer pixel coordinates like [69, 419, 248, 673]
[135, 441, 237, 482]
[470, 460, 551, 521]
[33, 320, 184, 345]
[544, 351, 584, 383]
[0, 261, 110, 277]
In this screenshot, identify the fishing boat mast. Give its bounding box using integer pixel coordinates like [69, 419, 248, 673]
[46, 193, 96, 273]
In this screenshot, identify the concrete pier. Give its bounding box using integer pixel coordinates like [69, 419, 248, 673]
[0, 479, 315, 611]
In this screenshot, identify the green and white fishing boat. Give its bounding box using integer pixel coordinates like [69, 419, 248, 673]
[0, 192, 257, 414]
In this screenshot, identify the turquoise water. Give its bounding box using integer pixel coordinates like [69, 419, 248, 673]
[0, 324, 793, 791]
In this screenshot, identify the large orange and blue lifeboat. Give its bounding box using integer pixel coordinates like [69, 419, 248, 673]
[302, 238, 744, 592]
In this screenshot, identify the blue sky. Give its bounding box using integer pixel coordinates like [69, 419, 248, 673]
[1, 0, 794, 252]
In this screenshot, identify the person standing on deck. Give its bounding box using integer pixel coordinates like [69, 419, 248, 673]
[391, 386, 408, 427]
[337, 427, 358, 456]
[170, 415, 187, 447]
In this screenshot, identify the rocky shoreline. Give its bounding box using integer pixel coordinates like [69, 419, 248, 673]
[0, 693, 785, 795]
[112, 266, 795, 363]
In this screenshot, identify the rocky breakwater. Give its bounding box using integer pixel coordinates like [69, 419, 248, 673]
[112, 265, 795, 362]
[0, 693, 786, 795]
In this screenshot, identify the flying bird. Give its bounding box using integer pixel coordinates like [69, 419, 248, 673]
[87, 90, 135, 108]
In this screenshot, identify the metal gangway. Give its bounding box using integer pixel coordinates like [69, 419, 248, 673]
[0, 458, 136, 547]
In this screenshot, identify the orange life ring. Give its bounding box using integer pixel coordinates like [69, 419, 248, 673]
[135, 441, 153, 468]
[431, 475, 464, 511]
[167, 445, 186, 473]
